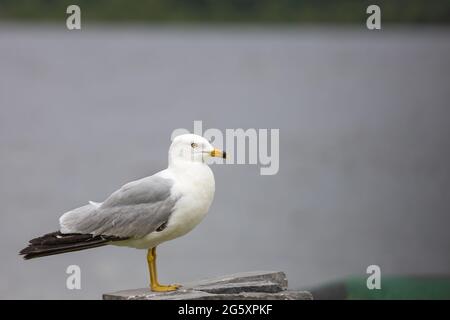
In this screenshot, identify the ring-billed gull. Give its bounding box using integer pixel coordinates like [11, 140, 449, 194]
[20, 133, 226, 292]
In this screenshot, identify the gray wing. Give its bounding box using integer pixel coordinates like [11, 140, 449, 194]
[59, 175, 180, 238]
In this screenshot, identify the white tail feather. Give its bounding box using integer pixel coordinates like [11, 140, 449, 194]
[89, 201, 102, 208]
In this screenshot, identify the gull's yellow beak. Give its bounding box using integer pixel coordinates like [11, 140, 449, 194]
[210, 148, 226, 159]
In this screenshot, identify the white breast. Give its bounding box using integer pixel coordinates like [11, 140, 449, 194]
[117, 163, 215, 249]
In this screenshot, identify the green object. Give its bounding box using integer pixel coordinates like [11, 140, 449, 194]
[0, 0, 450, 24]
[310, 276, 450, 300]
[346, 276, 450, 300]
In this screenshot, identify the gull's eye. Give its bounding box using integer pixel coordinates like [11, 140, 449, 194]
[191, 142, 198, 148]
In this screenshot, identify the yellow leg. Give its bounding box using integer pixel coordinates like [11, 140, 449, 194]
[147, 247, 180, 292]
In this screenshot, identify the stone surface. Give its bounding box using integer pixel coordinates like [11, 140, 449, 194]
[103, 271, 312, 300]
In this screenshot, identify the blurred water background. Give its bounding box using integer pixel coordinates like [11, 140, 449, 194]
[1, 0, 450, 299]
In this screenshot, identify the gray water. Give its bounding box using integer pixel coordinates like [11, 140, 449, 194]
[1, 25, 450, 299]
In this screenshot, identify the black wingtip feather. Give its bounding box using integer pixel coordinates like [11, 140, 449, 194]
[20, 231, 127, 260]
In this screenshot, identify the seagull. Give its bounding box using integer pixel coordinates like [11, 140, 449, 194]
[20, 133, 226, 292]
